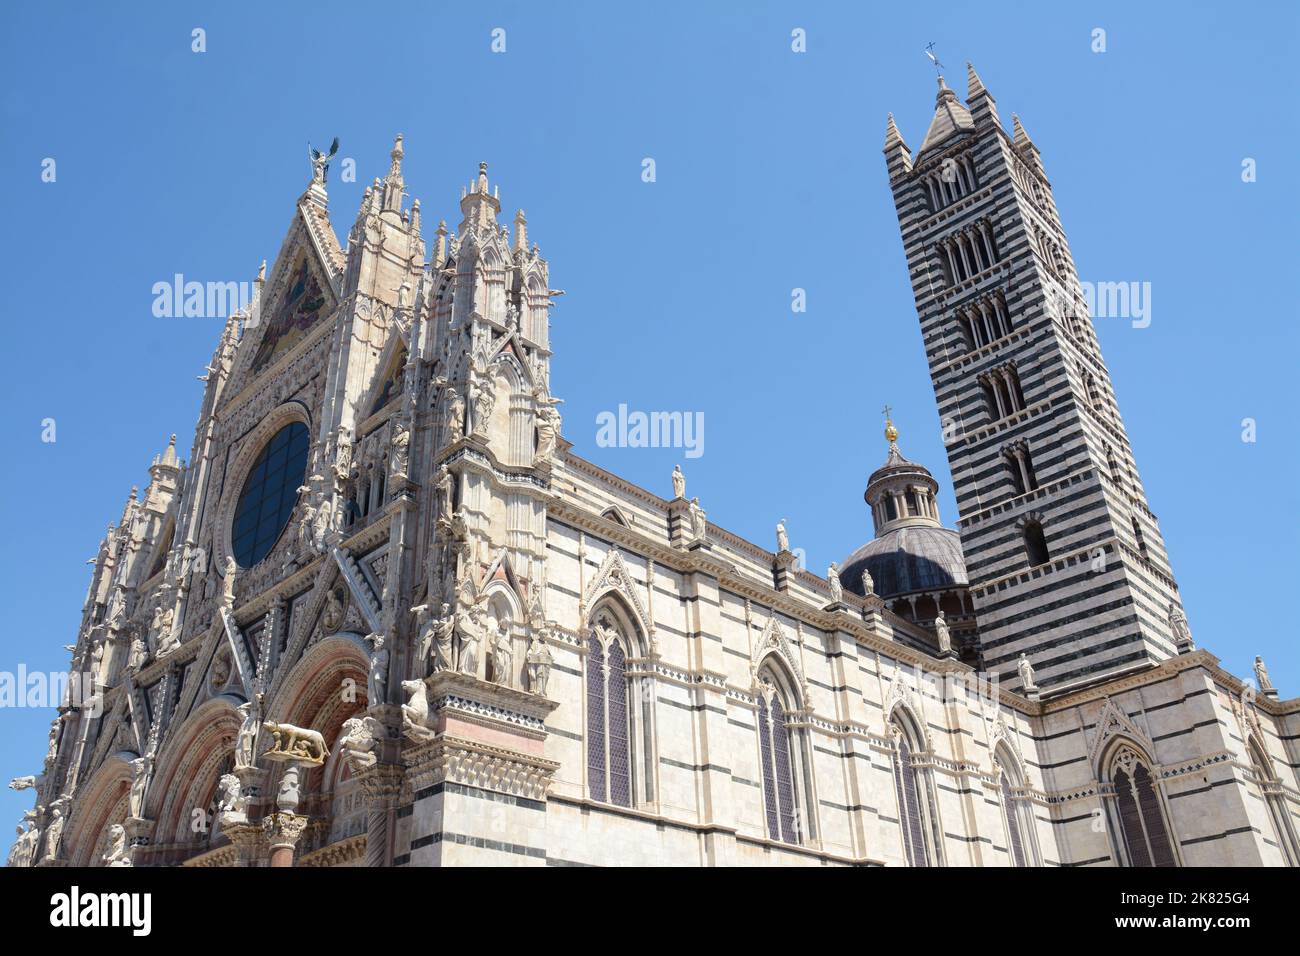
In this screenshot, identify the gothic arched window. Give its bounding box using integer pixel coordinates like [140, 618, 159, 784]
[585, 609, 649, 808]
[1248, 736, 1299, 866]
[231, 421, 310, 568]
[755, 674, 803, 844]
[1109, 746, 1177, 867]
[891, 709, 940, 866]
[994, 745, 1037, 867]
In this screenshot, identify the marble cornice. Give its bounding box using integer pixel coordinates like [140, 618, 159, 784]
[1039, 649, 1299, 718]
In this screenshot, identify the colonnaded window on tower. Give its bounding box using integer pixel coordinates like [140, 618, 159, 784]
[231, 421, 310, 567]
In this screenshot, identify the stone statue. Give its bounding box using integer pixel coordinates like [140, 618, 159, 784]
[312, 496, 333, 551]
[776, 521, 790, 554]
[671, 464, 686, 500]
[458, 605, 483, 677]
[861, 568, 875, 596]
[1254, 656, 1276, 695]
[323, 587, 345, 632]
[1017, 653, 1036, 691]
[689, 497, 707, 541]
[427, 603, 456, 672]
[8, 775, 38, 792]
[101, 823, 131, 866]
[489, 620, 513, 687]
[46, 722, 62, 765]
[127, 636, 149, 671]
[7, 826, 24, 868]
[15, 812, 40, 868]
[234, 696, 261, 772]
[333, 426, 354, 490]
[128, 754, 153, 819]
[214, 773, 247, 826]
[827, 562, 843, 604]
[1167, 602, 1194, 652]
[445, 390, 466, 442]
[470, 375, 496, 437]
[261, 721, 329, 763]
[366, 633, 389, 707]
[296, 485, 318, 555]
[155, 608, 179, 656]
[221, 556, 237, 610]
[104, 587, 126, 631]
[526, 630, 554, 696]
[934, 611, 952, 655]
[401, 679, 435, 742]
[436, 465, 454, 516]
[42, 803, 65, 863]
[534, 402, 561, 464]
[101, 823, 132, 866]
[390, 419, 411, 480]
[338, 716, 383, 773]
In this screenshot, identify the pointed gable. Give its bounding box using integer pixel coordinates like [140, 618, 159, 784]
[917, 77, 974, 157]
[248, 247, 333, 377]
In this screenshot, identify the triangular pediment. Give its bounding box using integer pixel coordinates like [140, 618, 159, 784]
[225, 207, 340, 396]
[363, 335, 410, 419]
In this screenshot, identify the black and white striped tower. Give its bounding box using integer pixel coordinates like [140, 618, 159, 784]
[884, 63, 1186, 691]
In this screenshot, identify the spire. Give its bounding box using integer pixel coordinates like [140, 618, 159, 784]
[884, 113, 908, 152]
[459, 161, 501, 234]
[159, 434, 180, 470]
[433, 220, 449, 269]
[1012, 113, 1034, 149]
[883, 113, 913, 178]
[382, 134, 405, 212]
[513, 209, 528, 254]
[965, 60, 1001, 129]
[917, 75, 974, 155]
[1012, 113, 1043, 170]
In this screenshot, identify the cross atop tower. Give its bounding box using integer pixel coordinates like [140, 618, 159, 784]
[924, 42, 944, 75]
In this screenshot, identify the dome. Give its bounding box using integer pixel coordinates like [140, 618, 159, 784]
[840, 525, 968, 600]
[837, 414, 970, 602]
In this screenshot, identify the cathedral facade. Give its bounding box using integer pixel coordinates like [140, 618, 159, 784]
[9, 66, 1298, 869]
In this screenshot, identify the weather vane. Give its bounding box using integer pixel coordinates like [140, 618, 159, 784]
[924, 42, 944, 75]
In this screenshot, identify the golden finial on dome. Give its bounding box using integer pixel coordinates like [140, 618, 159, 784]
[882, 404, 898, 443]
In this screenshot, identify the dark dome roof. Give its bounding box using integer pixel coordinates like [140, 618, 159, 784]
[840, 525, 968, 600]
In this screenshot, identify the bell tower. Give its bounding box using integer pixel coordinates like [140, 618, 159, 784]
[884, 64, 1187, 690]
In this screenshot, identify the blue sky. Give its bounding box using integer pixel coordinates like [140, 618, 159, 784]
[0, 1, 1296, 829]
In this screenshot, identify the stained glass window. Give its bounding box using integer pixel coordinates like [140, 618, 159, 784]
[586, 623, 637, 808]
[756, 684, 801, 844]
[231, 421, 309, 568]
[607, 641, 631, 808]
[585, 635, 606, 804]
[757, 698, 780, 840]
[1113, 761, 1177, 867]
[1134, 765, 1176, 867]
[1000, 771, 1027, 867]
[771, 697, 798, 842]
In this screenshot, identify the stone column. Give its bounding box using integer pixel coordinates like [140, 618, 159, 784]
[264, 812, 309, 867]
[222, 821, 265, 867]
[356, 763, 404, 868]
